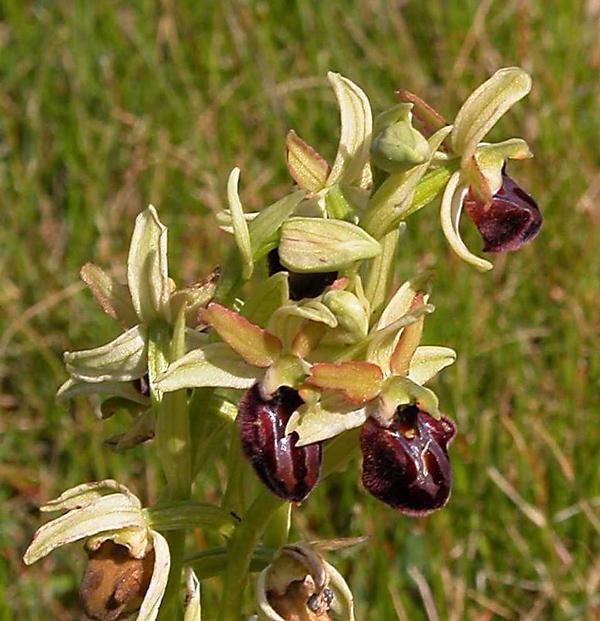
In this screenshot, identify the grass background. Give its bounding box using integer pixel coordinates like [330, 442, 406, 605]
[1, 0, 599, 618]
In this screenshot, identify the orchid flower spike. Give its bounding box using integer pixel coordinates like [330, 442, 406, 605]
[441, 67, 542, 271]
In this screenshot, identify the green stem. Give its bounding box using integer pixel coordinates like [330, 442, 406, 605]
[322, 428, 362, 479]
[262, 502, 292, 549]
[361, 160, 459, 239]
[220, 426, 251, 517]
[217, 489, 284, 621]
[148, 314, 193, 619]
[364, 226, 401, 323]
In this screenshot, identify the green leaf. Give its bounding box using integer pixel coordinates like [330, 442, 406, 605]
[145, 502, 236, 536]
[363, 226, 402, 322]
[248, 190, 306, 259]
[268, 300, 337, 351]
[170, 269, 219, 326]
[371, 104, 430, 173]
[376, 272, 433, 330]
[56, 378, 150, 407]
[242, 272, 290, 328]
[104, 408, 155, 452]
[39, 480, 141, 513]
[23, 494, 145, 565]
[286, 396, 368, 447]
[362, 125, 453, 238]
[379, 376, 440, 421]
[260, 355, 310, 397]
[409, 346, 457, 385]
[321, 290, 369, 343]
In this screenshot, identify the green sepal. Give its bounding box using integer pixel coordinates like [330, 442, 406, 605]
[286, 129, 329, 193]
[249, 190, 307, 260]
[64, 324, 149, 383]
[278, 217, 381, 273]
[241, 272, 290, 328]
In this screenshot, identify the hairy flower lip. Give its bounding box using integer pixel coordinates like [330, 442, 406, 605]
[237, 384, 323, 502]
[464, 170, 542, 254]
[360, 406, 456, 515]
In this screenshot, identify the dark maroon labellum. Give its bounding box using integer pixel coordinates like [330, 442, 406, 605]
[360, 406, 456, 515]
[267, 249, 337, 301]
[464, 169, 542, 253]
[237, 384, 323, 502]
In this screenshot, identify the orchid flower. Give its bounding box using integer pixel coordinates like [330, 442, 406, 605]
[440, 67, 542, 271]
[57, 206, 216, 447]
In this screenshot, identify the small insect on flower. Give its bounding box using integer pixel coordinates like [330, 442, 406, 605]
[238, 384, 323, 502]
[255, 542, 355, 620]
[360, 405, 456, 515]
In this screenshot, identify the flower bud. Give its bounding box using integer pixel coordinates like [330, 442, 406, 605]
[371, 105, 430, 173]
[321, 290, 368, 344]
[360, 405, 456, 515]
[268, 249, 337, 301]
[79, 540, 155, 621]
[238, 384, 323, 502]
[464, 169, 542, 253]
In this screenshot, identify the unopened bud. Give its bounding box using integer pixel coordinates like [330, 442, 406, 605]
[371, 104, 430, 173]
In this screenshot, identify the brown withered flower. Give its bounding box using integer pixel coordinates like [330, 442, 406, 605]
[80, 540, 155, 621]
[360, 405, 456, 515]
